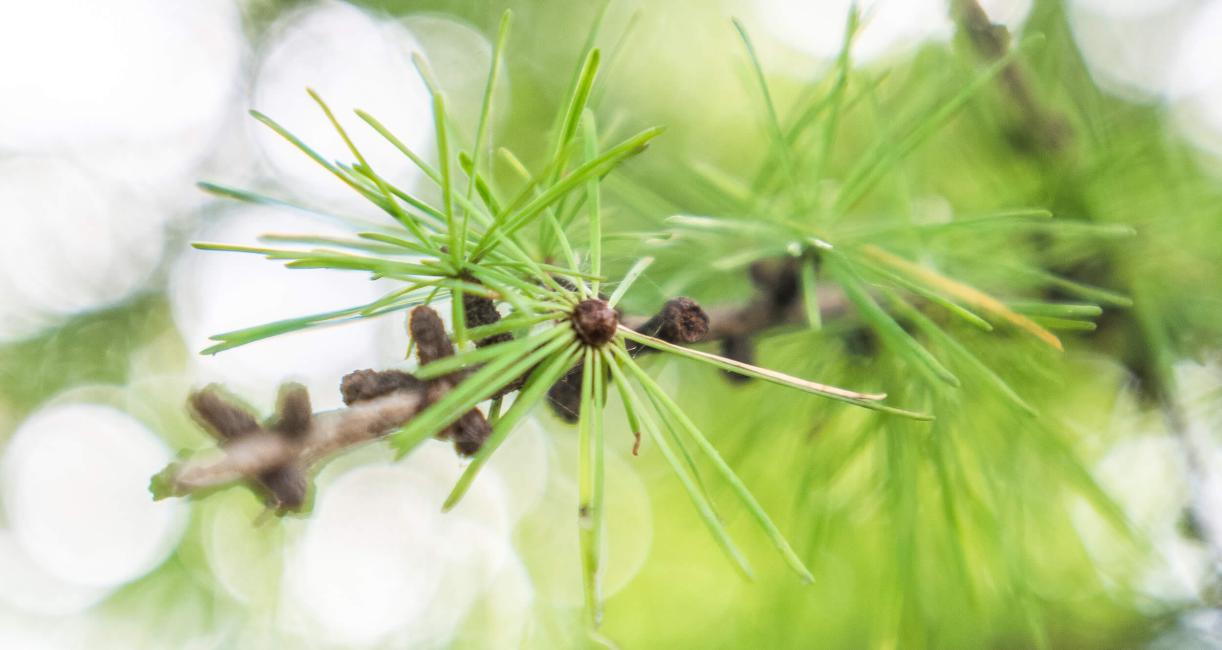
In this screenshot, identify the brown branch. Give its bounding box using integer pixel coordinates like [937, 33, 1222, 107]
[624, 257, 851, 373]
[954, 0, 1073, 154]
[153, 385, 428, 510]
[156, 270, 851, 505]
[154, 304, 500, 511]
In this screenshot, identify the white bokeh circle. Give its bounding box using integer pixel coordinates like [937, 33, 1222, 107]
[753, 0, 953, 64]
[516, 434, 653, 607]
[400, 13, 508, 133]
[0, 157, 167, 342]
[1071, 0, 1187, 20]
[252, 1, 434, 212]
[0, 533, 110, 616]
[281, 441, 516, 647]
[170, 204, 409, 412]
[0, 0, 244, 192]
[0, 403, 185, 590]
[1167, 2, 1222, 162]
[0, 0, 243, 150]
[1067, 0, 1198, 100]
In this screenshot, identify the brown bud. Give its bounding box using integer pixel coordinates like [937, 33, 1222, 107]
[749, 258, 801, 312]
[571, 299, 618, 346]
[258, 464, 309, 512]
[341, 369, 424, 405]
[720, 336, 754, 384]
[642, 297, 709, 344]
[463, 293, 512, 347]
[274, 383, 312, 440]
[189, 387, 260, 441]
[410, 306, 454, 365]
[546, 363, 584, 423]
[448, 410, 493, 457]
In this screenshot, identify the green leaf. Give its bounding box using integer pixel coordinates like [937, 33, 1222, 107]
[414, 324, 563, 380]
[854, 254, 994, 332]
[827, 255, 961, 388]
[614, 345, 814, 583]
[465, 9, 512, 213]
[442, 340, 584, 510]
[390, 328, 573, 456]
[887, 291, 1037, 416]
[834, 38, 1029, 212]
[606, 256, 654, 307]
[584, 110, 603, 296]
[472, 126, 665, 259]
[799, 256, 822, 330]
[604, 348, 755, 580]
[732, 18, 799, 203]
[617, 328, 933, 419]
[578, 348, 603, 626]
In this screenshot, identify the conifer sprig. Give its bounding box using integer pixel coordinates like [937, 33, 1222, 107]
[163, 9, 940, 635]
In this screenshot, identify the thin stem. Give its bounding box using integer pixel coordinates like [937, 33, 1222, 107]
[584, 110, 603, 296]
[578, 348, 601, 626]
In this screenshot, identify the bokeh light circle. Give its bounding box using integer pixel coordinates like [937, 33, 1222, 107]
[281, 441, 516, 647]
[170, 204, 408, 412]
[252, 1, 434, 212]
[1, 403, 185, 590]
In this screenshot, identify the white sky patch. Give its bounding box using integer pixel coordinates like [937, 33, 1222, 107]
[1072, 0, 1187, 19]
[0, 0, 241, 148]
[1074, 359, 1222, 606]
[0, 0, 245, 342]
[976, 0, 1034, 28]
[0, 403, 185, 597]
[1067, 0, 1198, 100]
[170, 204, 409, 412]
[752, 0, 954, 64]
[1165, 1, 1222, 98]
[1076, 434, 1215, 604]
[0, 157, 166, 342]
[0, 0, 244, 192]
[1167, 2, 1222, 162]
[1061, 0, 1222, 164]
[0, 533, 109, 616]
[251, 1, 434, 213]
[0, 608, 84, 650]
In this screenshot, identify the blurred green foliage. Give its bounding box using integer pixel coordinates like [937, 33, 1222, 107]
[3, 0, 1222, 648]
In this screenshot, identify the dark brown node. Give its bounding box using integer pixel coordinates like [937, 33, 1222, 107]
[257, 464, 309, 512]
[749, 257, 802, 314]
[571, 299, 619, 346]
[546, 363, 584, 423]
[273, 383, 312, 440]
[843, 326, 881, 358]
[463, 292, 513, 347]
[719, 336, 754, 384]
[340, 369, 424, 406]
[449, 409, 493, 457]
[410, 306, 455, 365]
[189, 387, 260, 442]
[406, 305, 498, 455]
[639, 297, 709, 344]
